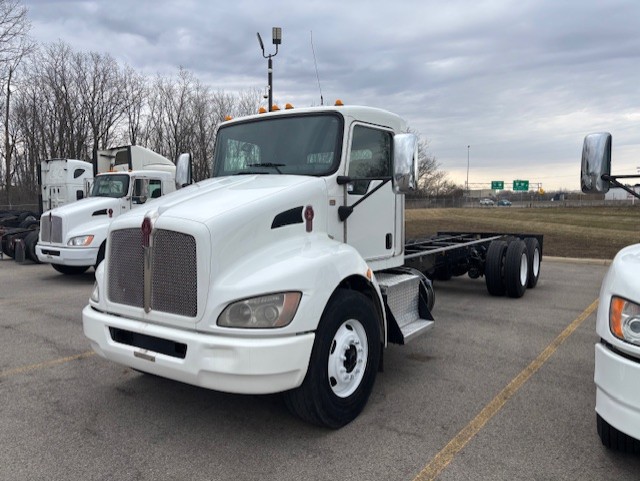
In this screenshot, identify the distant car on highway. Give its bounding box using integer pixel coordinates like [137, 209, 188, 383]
[479, 198, 494, 206]
[497, 199, 512, 206]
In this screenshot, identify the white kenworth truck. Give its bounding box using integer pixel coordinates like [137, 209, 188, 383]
[83, 104, 542, 428]
[36, 145, 182, 275]
[581, 133, 640, 452]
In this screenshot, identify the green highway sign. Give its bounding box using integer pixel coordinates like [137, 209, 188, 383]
[491, 181, 504, 190]
[513, 180, 529, 191]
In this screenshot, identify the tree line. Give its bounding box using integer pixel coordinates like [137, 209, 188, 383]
[0, 0, 455, 207]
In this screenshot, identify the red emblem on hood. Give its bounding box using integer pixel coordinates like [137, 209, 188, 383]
[141, 217, 152, 247]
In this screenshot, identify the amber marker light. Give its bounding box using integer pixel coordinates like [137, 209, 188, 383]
[610, 297, 625, 339]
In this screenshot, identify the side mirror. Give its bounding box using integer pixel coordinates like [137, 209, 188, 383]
[393, 133, 418, 194]
[176, 153, 193, 189]
[132, 195, 147, 205]
[581, 132, 611, 194]
[76, 190, 84, 200]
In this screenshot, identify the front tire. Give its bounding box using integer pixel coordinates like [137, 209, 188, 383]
[597, 413, 640, 453]
[284, 289, 381, 428]
[52, 264, 89, 275]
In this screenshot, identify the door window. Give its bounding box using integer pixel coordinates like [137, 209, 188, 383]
[348, 125, 392, 195]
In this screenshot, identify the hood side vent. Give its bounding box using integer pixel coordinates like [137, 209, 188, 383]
[271, 206, 303, 229]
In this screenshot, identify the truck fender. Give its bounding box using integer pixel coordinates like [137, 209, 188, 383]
[203, 235, 388, 339]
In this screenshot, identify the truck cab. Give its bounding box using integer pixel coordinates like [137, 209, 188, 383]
[83, 105, 433, 428]
[40, 158, 94, 211]
[581, 132, 640, 451]
[37, 146, 179, 275]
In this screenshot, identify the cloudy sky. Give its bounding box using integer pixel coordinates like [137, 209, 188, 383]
[21, 0, 640, 191]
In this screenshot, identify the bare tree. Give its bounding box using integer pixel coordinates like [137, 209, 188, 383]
[122, 64, 147, 145]
[411, 130, 458, 198]
[76, 51, 127, 164]
[1, 0, 32, 204]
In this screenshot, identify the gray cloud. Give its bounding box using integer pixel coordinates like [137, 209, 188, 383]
[22, 0, 640, 189]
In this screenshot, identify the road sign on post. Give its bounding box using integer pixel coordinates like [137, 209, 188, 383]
[491, 181, 504, 190]
[513, 180, 529, 191]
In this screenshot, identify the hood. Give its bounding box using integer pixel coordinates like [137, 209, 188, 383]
[117, 175, 329, 227]
[605, 243, 640, 304]
[40, 196, 123, 245]
[48, 196, 122, 219]
[103, 174, 331, 326]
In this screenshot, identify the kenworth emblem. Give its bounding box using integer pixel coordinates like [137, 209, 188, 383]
[141, 217, 152, 247]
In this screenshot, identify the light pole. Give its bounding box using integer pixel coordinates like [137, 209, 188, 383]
[466, 145, 470, 198]
[257, 27, 282, 112]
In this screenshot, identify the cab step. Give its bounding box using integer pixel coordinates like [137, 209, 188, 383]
[376, 272, 434, 344]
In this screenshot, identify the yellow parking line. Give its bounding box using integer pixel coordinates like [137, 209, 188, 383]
[0, 351, 95, 379]
[413, 298, 600, 481]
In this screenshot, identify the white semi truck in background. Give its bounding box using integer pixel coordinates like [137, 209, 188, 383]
[36, 145, 187, 275]
[581, 133, 640, 452]
[83, 104, 542, 427]
[0, 157, 94, 261]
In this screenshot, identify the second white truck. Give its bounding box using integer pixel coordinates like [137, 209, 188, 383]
[581, 132, 640, 452]
[37, 145, 186, 274]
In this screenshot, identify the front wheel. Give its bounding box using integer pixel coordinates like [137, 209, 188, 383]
[284, 289, 381, 428]
[52, 264, 89, 275]
[597, 413, 640, 453]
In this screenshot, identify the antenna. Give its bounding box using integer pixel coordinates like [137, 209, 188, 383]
[310, 31, 323, 106]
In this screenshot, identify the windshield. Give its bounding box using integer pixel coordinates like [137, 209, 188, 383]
[90, 174, 130, 198]
[212, 113, 343, 177]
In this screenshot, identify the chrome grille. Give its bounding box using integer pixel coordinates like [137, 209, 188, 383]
[151, 230, 197, 317]
[108, 229, 144, 308]
[51, 216, 63, 243]
[40, 215, 63, 243]
[107, 227, 197, 317]
[40, 215, 50, 242]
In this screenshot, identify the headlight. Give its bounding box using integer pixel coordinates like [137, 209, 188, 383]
[90, 282, 100, 303]
[610, 296, 640, 345]
[217, 292, 301, 329]
[67, 235, 94, 246]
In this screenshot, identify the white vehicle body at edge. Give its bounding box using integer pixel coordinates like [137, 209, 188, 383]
[594, 243, 640, 440]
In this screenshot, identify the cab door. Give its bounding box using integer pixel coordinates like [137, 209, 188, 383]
[343, 124, 400, 263]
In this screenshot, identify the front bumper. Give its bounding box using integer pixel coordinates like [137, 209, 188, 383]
[82, 305, 315, 394]
[36, 244, 98, 266]
[595, 341, 640, 441]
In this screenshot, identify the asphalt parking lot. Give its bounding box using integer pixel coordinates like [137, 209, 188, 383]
[2, 257, 640, 480]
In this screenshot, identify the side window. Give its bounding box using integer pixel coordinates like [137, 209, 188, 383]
[348, 125, 392, 195]
[148, 179, 162, 199]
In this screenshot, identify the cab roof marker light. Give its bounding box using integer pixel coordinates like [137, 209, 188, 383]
[224, 115, 233, 121]
[285, 103, 294, 110]
[335, 99, 344, 106]
[258, 107, 267, 114]
[272, 104, 280, 111]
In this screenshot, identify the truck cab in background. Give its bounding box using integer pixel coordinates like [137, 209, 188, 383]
[40, 158, 94, 211]
[581, 132, 640, 452]
[36, 145, 187, 275]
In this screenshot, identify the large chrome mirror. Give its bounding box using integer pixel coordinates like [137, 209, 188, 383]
[393, 133, 418, 194]
[581, 133, 611, 194]
[176, 153, 193, 189]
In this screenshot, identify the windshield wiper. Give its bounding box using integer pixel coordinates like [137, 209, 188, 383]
[246, 162, 285, 174]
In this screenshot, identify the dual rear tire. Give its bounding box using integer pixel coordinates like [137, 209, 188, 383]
[485, 237, 541, 298]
